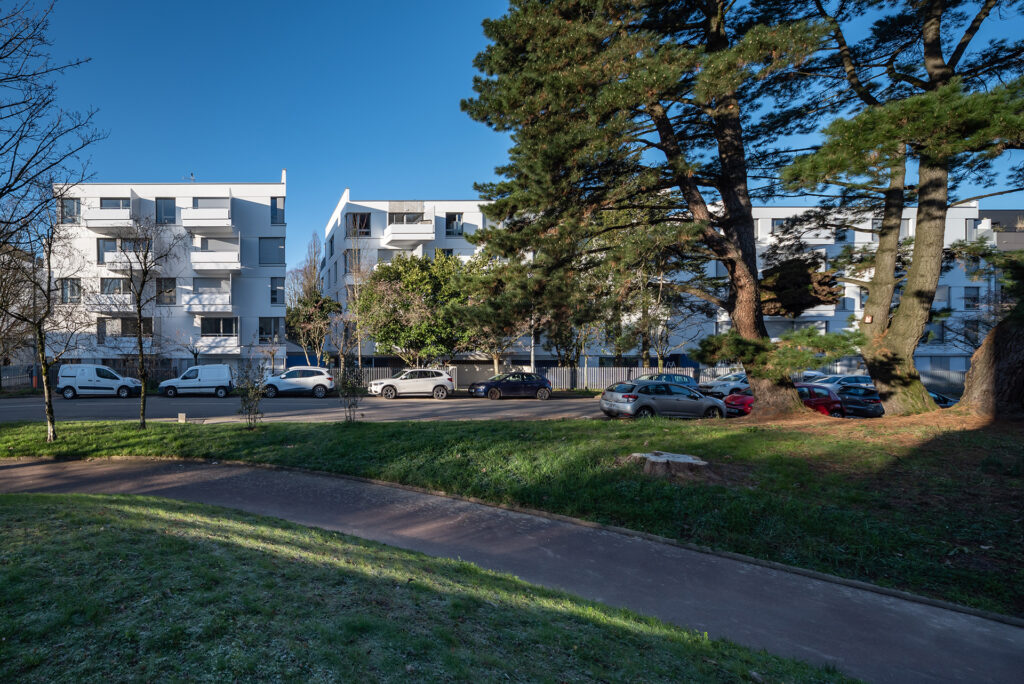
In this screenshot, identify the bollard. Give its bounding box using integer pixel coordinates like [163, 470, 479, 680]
[178, 413, 187, 424]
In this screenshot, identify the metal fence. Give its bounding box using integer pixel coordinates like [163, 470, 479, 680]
[0, 366, 34, 390]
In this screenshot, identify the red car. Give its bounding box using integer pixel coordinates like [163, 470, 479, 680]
[724, 382, 844, 418]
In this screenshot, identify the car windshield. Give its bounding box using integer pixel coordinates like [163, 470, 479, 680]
[488, 374, 511, 381]
[717, 373, 745, 382]
[392, 370, 409, 379]
[608, 383, 635, 394]
[739, 388, 753, 396]
[818, 376, 839, 383]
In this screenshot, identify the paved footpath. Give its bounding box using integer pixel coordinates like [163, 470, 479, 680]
[2, 459, 1021, 684]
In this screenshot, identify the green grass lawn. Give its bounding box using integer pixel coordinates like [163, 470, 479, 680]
[2, 415, 1022, 616]
[0, 494, 849, 682]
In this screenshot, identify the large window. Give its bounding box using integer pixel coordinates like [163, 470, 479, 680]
[156, 198, 176, 224]
[259, 237, 285, 264]
[200, 317, 237, 337]
[121, 317, 153, 337]
[100, 198, 130, 209]
[59, 278, 81, 304]
[271, 196, 285, 224]
[100, 278, 131, 295]
[193, 277, 230, 294]
[963, 286, 980, 310]
[343, 249, 361, 274]
[97, 238, 118, 264]
[121, 238, 150, 254]
[921, 321, 945, 344]
[346, 212, 371, 236]
[192, 197, 229, 209]
[199, 236, 238, 252]
[60, 198, 80, 223]
[270, 277, 284, 304]
[157, 278, 176, 305]
[258, 317, 283, 344]
[388, 212, 424, 225]
[445, 212, 464, 236]
[934, 285, 949, 305]
[328, 235, 334, 256]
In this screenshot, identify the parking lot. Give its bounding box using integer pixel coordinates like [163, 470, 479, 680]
[0, 393, 603, 424]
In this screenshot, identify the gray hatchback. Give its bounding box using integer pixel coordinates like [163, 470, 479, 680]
[600, 380, 726, 419]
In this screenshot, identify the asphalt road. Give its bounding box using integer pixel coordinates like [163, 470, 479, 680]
[0, 393, 603, 424]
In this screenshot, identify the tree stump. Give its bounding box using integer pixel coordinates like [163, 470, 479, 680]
[629, 451, 708, 479]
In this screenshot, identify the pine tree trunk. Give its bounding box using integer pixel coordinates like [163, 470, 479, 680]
[35, 325, 56, 442]
[960, 306, 1024, 419]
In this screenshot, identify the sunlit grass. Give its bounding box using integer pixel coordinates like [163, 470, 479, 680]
[2, 416, 1022, 615]
[0, 493, 851, 682]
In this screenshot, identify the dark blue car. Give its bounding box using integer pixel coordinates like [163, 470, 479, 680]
[468, 372, 552, 400]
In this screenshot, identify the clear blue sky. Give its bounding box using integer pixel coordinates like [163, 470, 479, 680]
[47, 1, 1022, 270]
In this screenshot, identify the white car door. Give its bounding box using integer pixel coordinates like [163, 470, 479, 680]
[407, 370, 430, 395]
[178, 368, 200, 394]
[94, 367, 121, 396]
[78, 368, 99, 395]
[275, 370, 302, 393]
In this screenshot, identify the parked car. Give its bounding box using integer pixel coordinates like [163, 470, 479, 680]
[263, 366, 335, 398]
[796, 370, 828, 382]
[724, 382, 844, 418]
[56, 364, 142, 400]
[600, 380, 726, 419]
[929, 391, 959, 408]
[632, 372, 697, 387]
[368, 368, 454, 400]
[158, 364, 234, 398]
[817, 374, 875, 388]
[697, 372, 748, 398]
[468, 372, 552, 400]
[836, 384, 885, 418]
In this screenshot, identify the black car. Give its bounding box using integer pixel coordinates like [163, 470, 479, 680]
[837, 385, 885, 418]
[468, 372, 552, 400]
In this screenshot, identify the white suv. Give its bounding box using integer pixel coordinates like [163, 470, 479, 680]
[263, 366, 334, 398]
[368, 369, 454, 400]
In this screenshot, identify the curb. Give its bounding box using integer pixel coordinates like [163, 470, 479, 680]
[35, 453, 1024, 630]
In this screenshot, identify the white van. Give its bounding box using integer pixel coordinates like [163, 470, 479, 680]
[56, 364, 143, 400]
[158, 364, 234, 398]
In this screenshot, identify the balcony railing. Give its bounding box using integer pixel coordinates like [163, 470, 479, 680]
[81, 206, 133, 233]
[182, 292, 232, 313]
[381, 217, 435, 247]
[181, 206, 233, 232]
[195, 335, 240, 355]
[191, 248, 240, 271]
[84, 293, 133, 312]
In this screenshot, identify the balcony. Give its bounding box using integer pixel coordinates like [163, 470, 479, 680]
[191, 248, 240, 272]
[84, 293, 133, 313]
[195, 336, 241, 355]
[182, 292, 232, 313]
[82, 206, 134, 234]
[381, 218, 435, 247]
[181, 206, 234, 235]
[101, 252, 147, 272]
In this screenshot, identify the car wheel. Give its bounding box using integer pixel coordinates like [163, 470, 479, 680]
[487, 387, 501, 400]
[536, 387, 551, 400]
[829, 410, 843, 418]
[703, 406, 724, 419]
[62, 387, 76, 400]
[164, 386, 177, 398]
[635, 406, 654, 418]
[264, 384, 278, 398]
[432, 385, 448, 400]
[215, 386, 228, 399]
[381, 385, 397, 400]
[312, 385, 327, 399]
[117, 385, 130, 398]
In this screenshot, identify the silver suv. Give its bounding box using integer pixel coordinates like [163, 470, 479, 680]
[368, 369, 455, 400]
[601, 380, 726, 419]
[263, 366, 335, 398]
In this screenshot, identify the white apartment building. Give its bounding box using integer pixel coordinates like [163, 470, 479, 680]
[52, 175, 288, 374]
[320, 188, 995, 371]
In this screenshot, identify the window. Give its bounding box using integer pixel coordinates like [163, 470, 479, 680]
[771, 218, 791, 234]
[331, 262, 337, 285]
[966, 219, 980, 241]
[100, 198, 130, 209]
[97, 238, 118, 264]
[193, 277, 230, 294]
[121, 317, 153, 337]
[157, 277, 176, 305]
[870, 218, 882, 242]
[192, 197, 229, 209]
[199, 237, 238, 252]
[181, 368, 199, 380]
[964, 319, 982, 346]
[156, 198, 176, 224]
[445, 212, 464, 236]
[258, 317, 283, 344]
[934, 285, 949, 305]
[270, 277, 284, 304]
[346, 212, 371, 236]
[60, 198, 80, 223]
[930, 356, 950, 371]
[963, 286, 980, 310]
[100, 278, 131, 295]
[259, 237, 285, 264]
[96, 367, 119, 380]
[328, 235, 334, 257]
[121, 238, 150, 254]
[900, 219, 911, 239]
[435, 248, 454, 258]
[271, 196, 285, 224]
[835, 227, 848, 242]
[59, 278, 81, 304]
[921, 321, 945, 345]
[200, 317, 237, 337]
[377, 249, 396, 264]
[343, 249, 361, 274]
[388, 212, 424, 225]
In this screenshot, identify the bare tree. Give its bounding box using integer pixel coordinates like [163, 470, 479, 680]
[105, 215, 187, 429]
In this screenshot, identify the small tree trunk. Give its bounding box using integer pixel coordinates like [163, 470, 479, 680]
[492, 353, 499, 375]
[960, 306, 1024, 419]
[640, 334, 651, 368]
[34, 325, 55, 442]
[137, 320, 147, 430]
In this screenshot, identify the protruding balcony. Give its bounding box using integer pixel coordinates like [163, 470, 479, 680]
[195, 336, 240, 355]
[190, 248, 240, 272]
[82, 206, 134, 234]
[381, 218, 435, 247]
[84, 293, 133, 313]
[101, 252, 146, 272]
[182, 292, 232, 313]
[181, 205, 234, 236]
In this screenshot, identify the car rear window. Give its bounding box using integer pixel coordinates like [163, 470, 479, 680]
[608, 383, 635, 393]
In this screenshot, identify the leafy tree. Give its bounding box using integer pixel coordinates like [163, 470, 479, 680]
[285, 235, 342, 366]
[778, 0, 1024, 415]
[455, 256, 533, 374]
[463, 0, 833, 415]
[354, 253, 468, 367]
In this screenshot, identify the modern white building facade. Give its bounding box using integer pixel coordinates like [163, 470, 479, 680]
[320, 188, 995, 372]
[52, 175, 288, 374]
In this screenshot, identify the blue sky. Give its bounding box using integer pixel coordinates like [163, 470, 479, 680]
[47, 1, 1022, 269]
